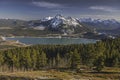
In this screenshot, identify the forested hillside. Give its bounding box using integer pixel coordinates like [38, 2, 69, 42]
[0, 38, 120, 72]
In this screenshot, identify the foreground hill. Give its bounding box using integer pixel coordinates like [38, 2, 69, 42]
[0, 38, 120, 80]
[0, 68, 120, 80]
[0, 36, 28, 50]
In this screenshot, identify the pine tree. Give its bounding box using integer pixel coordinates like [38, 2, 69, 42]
[31, 49, 37, 70]
[52, 57, 56, 68]
[39, 51, 47, 68]
[56, 53, 61, 68]
[25, 49, 32, 70]
[12, 53, 19, 71]
[71, 49, 81, 69]
[0, 52, 4, 72]
[94, 56, 104, 72]
[36, 51, 47, 69]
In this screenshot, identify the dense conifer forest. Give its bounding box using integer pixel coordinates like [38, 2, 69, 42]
[0, 38, 120, 72]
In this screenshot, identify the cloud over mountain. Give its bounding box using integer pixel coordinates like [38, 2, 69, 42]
[32, 1, 64, 8]
[89, 6, 119, 12]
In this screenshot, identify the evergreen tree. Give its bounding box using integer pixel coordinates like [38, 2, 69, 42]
[31, 49, 37, 70]
[56, 53, 61, 68]
[0, 52, 4, 72]
[71, 49, 81, 69]
[41, 51, 47, 67]
[94, 56, 104, 72]
[52, 57, 56, 68]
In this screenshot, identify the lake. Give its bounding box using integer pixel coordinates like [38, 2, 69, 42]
[6, 37, 97, 45]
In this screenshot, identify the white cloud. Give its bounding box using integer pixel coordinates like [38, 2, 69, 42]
[89, 6, 119, 12]
[32, 1, 64, 8]
[80, 14, 120, 21]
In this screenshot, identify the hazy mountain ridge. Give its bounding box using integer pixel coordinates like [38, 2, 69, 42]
[79, 18, 120, 30]
[0, 19, 27, 28]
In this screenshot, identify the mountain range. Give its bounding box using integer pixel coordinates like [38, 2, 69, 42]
[79, 18, 120, 30]
[0, 14, 120, 38]
[31, 14, 92, 34]
[79, 18, 120, 36]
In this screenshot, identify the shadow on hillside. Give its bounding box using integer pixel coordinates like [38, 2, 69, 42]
[89, 72, 120, 74]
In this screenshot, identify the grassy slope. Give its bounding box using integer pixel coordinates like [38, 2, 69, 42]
[0, 28, 61, 37]
[0, 40, 28, 50]
[0, 67, 119, 80]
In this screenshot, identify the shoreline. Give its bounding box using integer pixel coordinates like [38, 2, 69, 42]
[5, 36, 98, 40]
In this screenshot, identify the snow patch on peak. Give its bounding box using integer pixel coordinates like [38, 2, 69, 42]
[49, 14, 80, 28]
[51, 18, 63, 28]
[42, 16, 53, 21]
[55, 14, 63, 18]
[46, 16, 53, 20]
[79, 18, 119, 24]
[54, 14, 66, 20]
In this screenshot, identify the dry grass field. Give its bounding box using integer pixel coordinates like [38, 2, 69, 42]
[0, 67, 119, 80]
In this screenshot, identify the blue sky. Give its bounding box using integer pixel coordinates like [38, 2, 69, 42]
[0, 0, 120, 20]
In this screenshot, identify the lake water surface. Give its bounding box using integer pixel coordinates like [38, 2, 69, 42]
[6, 37, 97, 45]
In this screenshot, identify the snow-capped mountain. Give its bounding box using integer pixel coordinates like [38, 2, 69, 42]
[36, 14, 90, 34]
[50, 14, 66, 28]
[79, 18, 120, 30]
[42, 14, 81, 28]
[79, 18, 94, 23]
[79, 18, 120, 25]
[102, 19, 119, 25]
[42, 16, 53, 22]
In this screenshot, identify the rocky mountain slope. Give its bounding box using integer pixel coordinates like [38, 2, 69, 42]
[31, 14, 92, 34]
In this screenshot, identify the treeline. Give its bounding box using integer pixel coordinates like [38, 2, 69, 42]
[0, 38, 120, 72]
